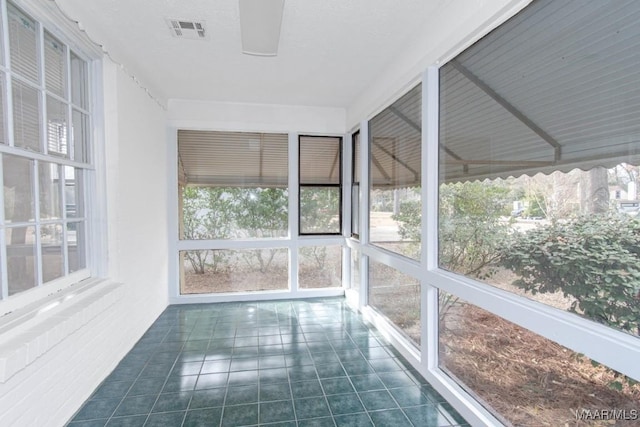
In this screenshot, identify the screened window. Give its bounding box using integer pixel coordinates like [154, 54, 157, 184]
[438, 0, 640, 422]
[298, 245, 342, 289]
[439, 0, 640, 339]
[369, 260, 420, 346]
[369, 84, 421, 260]
[178, 130, 289, 240]
[1, 2, 92, 300]
[177, 130, 290, 294]
[299, 135, 342, 235]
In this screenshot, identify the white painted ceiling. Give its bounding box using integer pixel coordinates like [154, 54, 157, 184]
[55, 0, 439, 107]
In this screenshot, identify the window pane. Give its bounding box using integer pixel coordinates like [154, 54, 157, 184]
[0, 72, 6, 144]
[46, 96, 68, 157]
[67, 221, 86, 272]
[64, 167, 83, 219]
[180, 248, 288, 294]
[351, 183, 359, 237]
[3, 154, 34, 223]
[300, 186, 340, 234]
[299, 246, 342, 289]
[8, 4, 39, 84]
[350, 249, 360, 294]
[41, 223, 63, 283]
[178, 131, 289, 240]
[351, 132, 361, 238]
[181, 187, 288, 239]
[71, 109, 88, 163]
[7, 225, 37, 295]
[299, 135, 342, 235]
[44, 31, 67, 98]
[70, 52, 88, 109]
[370, 188, 421, 259]
[300, 136, 341, 185]
[39, 162, 61, 220]
[369, 84, 421, 260]
[352, 131, 361, 184]
[439, 293, 640, 426]
[368, 260, 420, 346]
[438, 0, 640, 339]
[12, 79, 41, 152]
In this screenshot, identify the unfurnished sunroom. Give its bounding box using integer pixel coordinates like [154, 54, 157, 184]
[0, 0, 639, 426]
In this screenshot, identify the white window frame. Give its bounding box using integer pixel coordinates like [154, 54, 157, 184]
[0, 0, 105, 316]
[168, 128, 347, 304]
[345, 25, 640, 427]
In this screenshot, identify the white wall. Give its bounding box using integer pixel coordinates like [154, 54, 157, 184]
[0, 60, 170, 427]
[169, 99, 346, 134]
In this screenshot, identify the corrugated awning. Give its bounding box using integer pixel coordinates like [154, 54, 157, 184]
[439, 0, 640, 183]
[369, 84, 422, 189]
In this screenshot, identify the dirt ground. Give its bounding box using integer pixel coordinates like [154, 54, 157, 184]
[441, 303, 640, 427]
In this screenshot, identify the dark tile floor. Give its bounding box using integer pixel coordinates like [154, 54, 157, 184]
[67, 298, 468, 427]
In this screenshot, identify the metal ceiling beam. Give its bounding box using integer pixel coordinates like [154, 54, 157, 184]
[388, 105, 467, 165]
[329, 147, 340, 181]
[372, 137, 420, 181]
[451, 60, 562, 162]
[371, 152, 391, 181]
[388, 106, 420, 134]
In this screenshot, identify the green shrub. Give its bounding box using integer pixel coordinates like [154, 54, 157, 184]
[501, 215, 640, 335]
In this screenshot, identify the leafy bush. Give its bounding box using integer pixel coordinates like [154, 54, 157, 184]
[182, 187, 233, 273]
[501, 215, 640, 335]
[439, 182, 512, 278]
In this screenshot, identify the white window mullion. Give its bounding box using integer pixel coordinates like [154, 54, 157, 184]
[423, 66, 440, 370]
[2, 0, 14, 149]
[64, 44, 73, 161]
[37, 20, 47, 155]
[60, 164, 69, 275]
[0, 153, 7, 300]
[359, 120, 369, 309]
[33, 158, 43, 286]
[342, 133, 352, 289]
[288, 132, 299, 294]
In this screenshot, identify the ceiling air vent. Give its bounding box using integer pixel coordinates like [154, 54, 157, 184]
[166, 19, 207, 40]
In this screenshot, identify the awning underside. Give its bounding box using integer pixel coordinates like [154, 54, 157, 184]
[439, 0, 640, 183]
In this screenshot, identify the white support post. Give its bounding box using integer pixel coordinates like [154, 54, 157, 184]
[358, 120, 369, 309]
[342, 132, 352, 290]
[288, 132, 299, 294]
[423, 66, 440, 370]
[167, 126, 180, 300]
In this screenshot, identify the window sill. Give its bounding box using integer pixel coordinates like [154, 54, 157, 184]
[0, 278, 123, 383]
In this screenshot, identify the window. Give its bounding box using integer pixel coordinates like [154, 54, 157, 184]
[298, 245, 342, 289]
[369, 84, 421, 260]
[180, 248, 289, 294]
[438, 0, 640, 339]
[351, 131, 360, 238]
[178, 131, 289, 240]
[1, 2, 91, 300]
[439, 293, 639, 426]
[298, 135, 342, 235]
[437, 0, 640, 422]
[178, 130, 289, 294]
[369, 260, 420, 346]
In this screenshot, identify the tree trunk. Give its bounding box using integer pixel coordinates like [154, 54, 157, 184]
[583, 167, 610, 214]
